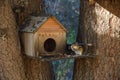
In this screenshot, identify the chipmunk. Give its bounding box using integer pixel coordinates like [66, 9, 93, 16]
[71, 42, 83, 55]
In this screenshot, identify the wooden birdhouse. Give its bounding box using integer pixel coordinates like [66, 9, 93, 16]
[20, 15, 67, 57]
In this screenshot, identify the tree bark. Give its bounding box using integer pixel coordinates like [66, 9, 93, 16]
[11, 0, 45, 25]
[23, 58, 55, 80]
[0, 0, 26, 80]
[74, 0, 120, 80]
[0, 0, 55, 80]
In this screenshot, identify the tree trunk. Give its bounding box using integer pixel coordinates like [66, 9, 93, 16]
[0, 0, 55, 80]
[23, 58, 55, 80]
[74, 0, 120, 80]
[0, 0, 26, 80]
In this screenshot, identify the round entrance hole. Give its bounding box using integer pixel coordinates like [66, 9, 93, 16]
[44, 38, 56, 52]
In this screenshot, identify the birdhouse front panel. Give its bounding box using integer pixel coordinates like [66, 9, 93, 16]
[20, 16, 67, 57]
[35, 17, 66, 55]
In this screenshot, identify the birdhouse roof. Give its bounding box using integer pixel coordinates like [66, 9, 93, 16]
[20, 15, 67, 33]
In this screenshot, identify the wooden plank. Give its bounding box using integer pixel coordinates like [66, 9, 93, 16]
[25, 52, 97, 61]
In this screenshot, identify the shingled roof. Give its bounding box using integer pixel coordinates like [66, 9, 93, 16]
[20, 15, 67, 33]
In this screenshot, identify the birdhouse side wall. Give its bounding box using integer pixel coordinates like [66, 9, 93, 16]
[34, 33, 39, 56]
[21, 32, 35, 56]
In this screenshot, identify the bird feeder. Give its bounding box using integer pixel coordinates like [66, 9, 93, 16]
[20, 15, 67, 57]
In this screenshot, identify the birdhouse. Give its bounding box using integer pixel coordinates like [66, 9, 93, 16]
[20, 15, 67, 57]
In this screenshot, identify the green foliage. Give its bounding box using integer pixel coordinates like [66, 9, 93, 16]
[52, 59, 74, 80]
[67, 26, 77, 44]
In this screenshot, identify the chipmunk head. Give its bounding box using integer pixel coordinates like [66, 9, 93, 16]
[71, 42, 83, 55]
[71, 42, 83, 51]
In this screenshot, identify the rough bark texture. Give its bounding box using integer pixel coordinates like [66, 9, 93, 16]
[95, 0, 120, 18]
[0, 0, 55, 80]
[74, 0, 120, 80]
[11, 0, 45, 25]
[23, 58, 55, 80]
[0, 0, 26, 80]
